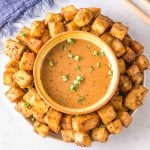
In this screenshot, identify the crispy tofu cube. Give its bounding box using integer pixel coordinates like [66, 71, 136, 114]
[30, 21, 45, 38]
[44, 108, 62, 133]
[92, 16, 110, 35]
[74, 132, 91, 147]
[5, 60, 19, 69]
[61, 114, 73, 130]
[72, 113, 100, 132]
[13, 70, 33, 88]
[48, 22, 65, 37]
[123, 36, 132, 46]
[106, 119, 122, 134]
[124, 85, 148, 110]
[100, 33, 114, 45]
[88, 7, 101, 18]
[118, 58, 126, 74]
[34, 121, 49, 137]
[45, 13, 63, 24]
[61, 129, 75, 142]
[117, 111, 132, 127]
[16, 100, 32, 118]
[19, 52, 35, 71]
[110, 23, 128, 40]
[61, 5, 78, 22]
[91, 127, 109, 143]
[66, 21, 80, 31]
[81, 26, 91, 32]
[5, 87, 25, 102]
[27, 37, 43, 53]
[97, 105, 116, 124]
[129, 40, 144, 55]
[40, 29, 50, 43]
[111, 39, 126, 57]
[110, 95, 122, 111]
[122, 46, 136, 63]
[23, 88, 41, 105]
[135, 55, 149, 71]
[74, 8, 93, 27]
[4, 39, 25, 60]
[120, 75, 132, 93]
[127, 64, 143, 84]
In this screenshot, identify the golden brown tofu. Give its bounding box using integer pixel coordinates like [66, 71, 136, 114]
[34, 121, 49, 137]
[122, 46, 136, 63]
[100, 33, 114, 46]
[97, 105, 116, 124]
[111, 39, 126, 57]
[109, 23, 128, 40]
[106, 119, 122, 134]
[74, 8, 93, 27]
[30, 21, 45, 38]
[4, 39, 25, 60]
[135, 55, 149, 71]
[40, 29, 50, 43]
[123, 36, 132, 46]
[19, 52, 35, 71]
[61, 129, 75, 142]
[66, 21, 80, 31]
[45, 13, 63, 24]
[124, 85, 148, 110]
[110, 95, 122, 111]
[118, 58, 126, 74]
[61, 114, 73, 130]
[61, 5, 78, 22]
[92, 16, 110, 36]
[127, 64, 143, 84]
[13, 70, 33, 88]
[72, 113, 100, 132]
[27, 37, 43, 53]
[44, 108, 62, 133]
[91, 127, 109, 143]
[117, 111, 132, 127]
[120, 75, 132, 93]
[74, 132, 91, 147]
[88, 7, 101, 18]
[5, 87, 25, 102]
[48, 22, 65, 37]
[5, 60, 19, 69]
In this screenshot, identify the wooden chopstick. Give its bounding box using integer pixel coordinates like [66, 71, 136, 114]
[123, 0, 150, 25]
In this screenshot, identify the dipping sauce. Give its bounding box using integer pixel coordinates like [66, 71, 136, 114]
[41, 38, 112, 108]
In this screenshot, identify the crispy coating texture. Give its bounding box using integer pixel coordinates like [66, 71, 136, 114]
[61, 129, 75, 142]
[45, 13, 63, 24]
[110, 95, 122, 111]
[66, 21, 80, 31]
[61, 114, 73, 130]
[88, 7, 101, 18]
[101, 33, 114, 45]
[40, 29, 50, 43]
[118, 58, 126, 74]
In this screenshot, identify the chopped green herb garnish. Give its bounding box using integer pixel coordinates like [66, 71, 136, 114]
[66, 38, 75, 45]
[108, 69, 113, 78]
[99, 50, 105, 56]
[62, 74, 69, 82]
[68, 53, 74, 58]
[49, 61, 54, 67]
[93, 51, 99, 56]
[61, 44, 67, 51]
[30, 116, 36, 122]
[73, 79, 81, 85]
[96, 62, 101, 68]
[18, 76, 24, 80]
[89, 66, 94, 71]
[75, 65, 81, 71]
[87, 44, 91, 49]
[70, 84, 77, 92]
[76, 75, 85, 81]
[78, 96, 85, 103]
[24, 101, 31, 108]
[74, 55, 80, 61]
[19, 31, 26, 37]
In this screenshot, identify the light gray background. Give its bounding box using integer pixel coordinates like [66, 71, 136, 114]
[0, 0, 150, 150]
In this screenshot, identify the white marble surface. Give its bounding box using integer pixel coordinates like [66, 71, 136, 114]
[0, 0, 150, 150]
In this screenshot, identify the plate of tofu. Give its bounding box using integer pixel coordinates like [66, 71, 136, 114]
[3, 5, 149, 147]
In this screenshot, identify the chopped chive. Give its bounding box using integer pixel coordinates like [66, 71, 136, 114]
[62, 74, 69, 82]
[24, 101, 31, 108]
[19, 31, 26, 37]
[61, 44, 67, 51]
[124, 83, 128, 87]
[78, 96, 85, 103]
[74, 55, 80, 61]
[18, 76, 24, 80]
[68, 53, 74, 58]
[30, 116, 36, 122]
[93, 51, 99, 56]
[96, 62, 101, 68]
[89, 66, 94, 71]
[76, 75, 85, 81]
[66, 38, 75, 44]
[49, 61, 54, 67]
[87, 44, 91, 49]
[73, 79, 81, 85]
[70, 84, 77, 92]
[108, 69, 113, 78]
[75, 65, 81, 71]
[99, 50, 105, 56]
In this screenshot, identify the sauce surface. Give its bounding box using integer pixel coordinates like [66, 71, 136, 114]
[41, 39, 112, 108]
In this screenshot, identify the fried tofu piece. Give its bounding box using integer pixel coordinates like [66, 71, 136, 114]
[122, 46, 136, 63]
[106, 119, 122, 134]
[72, 113, 100, 132]
[34, 121, 49, 137]
[109, 23, 128, 40]
[61, 5, 78, 22]
[48, 22, 65, 37]
[19, 52, 35, 71]
[97, 105, 116, 124]
[61, 114, 73, 130]
[74, 8, 93, 27]
[124, 85, 148, 110]
[61, 129, 75, 142]
[127, 64, 143, 84]
[91, 127, 109, 143]
[120, 75, 132, 93]
[111, 39, 126, 57]
[92, 16, 110, 36]
[30, 21, 45, 38]
[40, 29, 50, 43]
[129, 40, 144, 55]
[118, 58, 126, 74]
[135, 55, 149, 71]
[117, 111, 132, 127]
[110, 95, 122, 111]
[4, 39, 25, 60]
[13, 70, 33, 88]
[27, 37, 43, 53]
[66, 21, 80, 31]
[101, 33, 114, 45]
[5, 60, 19, 69]
[123, 36, 132, 46]
[5, 87, 25, 102]
[45, 13, 63, 24]
[88, 7, 101, 18]
[74, 132, 91, 147]
[44, 108, 62, 133]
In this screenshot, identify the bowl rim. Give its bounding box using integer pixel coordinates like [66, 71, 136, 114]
[33, 31, 120, 115]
